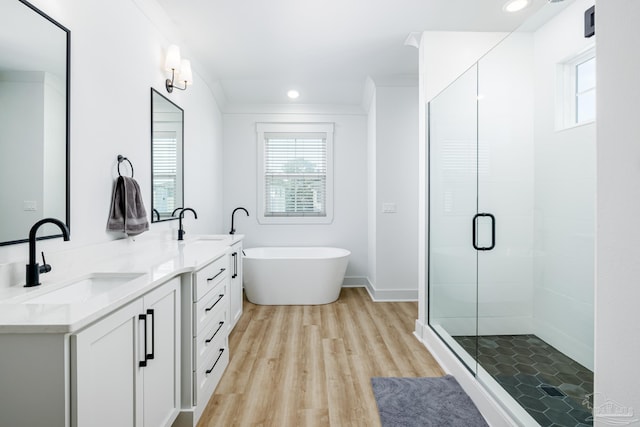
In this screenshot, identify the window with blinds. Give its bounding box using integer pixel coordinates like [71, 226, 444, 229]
[257, 123, 334, 224]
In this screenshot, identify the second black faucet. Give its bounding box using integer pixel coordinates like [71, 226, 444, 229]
[176, 208, 197, 241]
[230, 207, 249, 235]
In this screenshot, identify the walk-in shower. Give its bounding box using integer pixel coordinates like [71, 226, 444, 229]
[427, 0, 595, 425]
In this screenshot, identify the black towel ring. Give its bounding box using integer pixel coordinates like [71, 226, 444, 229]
[117, 155, 134, 178]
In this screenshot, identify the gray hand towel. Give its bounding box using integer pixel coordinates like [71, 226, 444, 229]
[107, 176, 149, 236]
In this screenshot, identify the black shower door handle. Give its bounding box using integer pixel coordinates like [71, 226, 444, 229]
[472, 213, 495, 251]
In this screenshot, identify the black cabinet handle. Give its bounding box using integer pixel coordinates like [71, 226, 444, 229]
[138, 314, 147, 367]
[232, 252, 238, 279]
[205, 294, 225, 312]
[207, 268, 226, 282]
[205, 321, 225, 343]
[206, 349, 225, 374]
[146, 309, 155, 360]
[472, 213, 496, 251]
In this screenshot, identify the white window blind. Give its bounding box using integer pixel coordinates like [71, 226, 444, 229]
[152, 131, 178, 215]
[257, 123, 334, 224]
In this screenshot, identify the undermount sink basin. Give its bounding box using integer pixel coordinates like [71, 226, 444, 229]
[22, 272, 145, 304]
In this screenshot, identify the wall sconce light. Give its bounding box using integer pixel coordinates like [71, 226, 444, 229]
[165, 44, 193, 93]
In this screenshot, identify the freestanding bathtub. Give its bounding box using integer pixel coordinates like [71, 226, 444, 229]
[243, 247, 350, 305]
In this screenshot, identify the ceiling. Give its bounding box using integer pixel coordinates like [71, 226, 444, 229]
[155, 0, 547, 110]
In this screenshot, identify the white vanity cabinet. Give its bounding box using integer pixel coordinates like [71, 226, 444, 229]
[229, 240, 243, 330]
[175, 250, 231, 427]
[0, 276, 181, 427]
[72, 277, 181, 427]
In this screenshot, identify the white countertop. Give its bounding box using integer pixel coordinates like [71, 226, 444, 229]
[0, 234, 243, 334]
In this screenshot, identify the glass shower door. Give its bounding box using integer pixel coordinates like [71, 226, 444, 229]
[428, 65, 479, 373]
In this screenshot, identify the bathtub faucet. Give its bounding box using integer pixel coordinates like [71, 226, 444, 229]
[230, 207, 249, 235]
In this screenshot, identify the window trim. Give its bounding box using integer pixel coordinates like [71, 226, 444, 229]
[256, 123, 334, 224]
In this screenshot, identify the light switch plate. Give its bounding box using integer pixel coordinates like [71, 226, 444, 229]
[382, 203, 397, 213]
[23, 200, 37, 211]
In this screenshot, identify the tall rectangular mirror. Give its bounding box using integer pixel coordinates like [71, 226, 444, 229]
[0, 0, 70, 245]
[151, 88, 184, 222]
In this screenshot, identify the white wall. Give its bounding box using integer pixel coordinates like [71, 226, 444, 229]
[0, 0, 224, 274]
[532, 0, 595, 370]
[422, 31, 507, 103]
[595, 0, 640, 422]
[0, 72, 46, 242]
[43, 72, 67, 234]
[366, 84, 377, 287]
[222, 112, 368, 279]
[373, 85, 419, 299]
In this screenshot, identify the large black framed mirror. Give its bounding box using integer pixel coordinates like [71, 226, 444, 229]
[0, 0, 70, 246]
[151, 88, 184, 222]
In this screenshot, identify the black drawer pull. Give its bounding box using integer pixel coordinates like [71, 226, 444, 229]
[205, 294, 225, 312]
[207, 268, 226, 282]
[205, 321, 225, 343]
[232, 252, 238, 279]
[138, 314, 147, 367]
[206, 349, 225, 374]
[146, 309, 155, 360]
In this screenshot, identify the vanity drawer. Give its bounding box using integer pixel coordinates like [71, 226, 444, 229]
[194, 254, 228, 301]
[194, 308, 228, 365]
[193, 343, 229, 409]
[193, 280, 228, 336]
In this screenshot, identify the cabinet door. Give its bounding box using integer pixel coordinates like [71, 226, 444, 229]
[142, 278, 181, 427]
[73, 299, 144, 427]
[230, 242, 243, 329]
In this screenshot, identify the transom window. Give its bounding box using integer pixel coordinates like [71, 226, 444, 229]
[559, 47, 596, 128]
[575, 55, 596, 124]
[257, 123, 334, 224]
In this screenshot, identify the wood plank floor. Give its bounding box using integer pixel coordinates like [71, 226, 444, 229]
[197, 287, 444, 427]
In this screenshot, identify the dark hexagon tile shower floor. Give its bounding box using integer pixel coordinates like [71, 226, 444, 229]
[453, 334, 593, 427]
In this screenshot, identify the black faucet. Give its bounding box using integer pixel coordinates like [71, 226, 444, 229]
[25, 218, 70, 287]
[152, 208, 160, 221]
[178, 208, 197, 240]
[230, 207, 249, 235]
[171, 207, 184, 217]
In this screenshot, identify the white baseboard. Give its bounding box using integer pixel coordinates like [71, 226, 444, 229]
[342, 276, 418, 301]
[341, 276, 369, 287]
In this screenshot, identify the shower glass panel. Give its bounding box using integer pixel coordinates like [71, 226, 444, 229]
[476, 31, 536, 357]
[428, 65, 479, 374]
[428, 1, 595, 425]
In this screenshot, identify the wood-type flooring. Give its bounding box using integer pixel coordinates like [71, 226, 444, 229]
[197, 287, 443, 427]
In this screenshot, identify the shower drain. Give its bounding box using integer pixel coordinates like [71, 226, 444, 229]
[539, 385, 566, 397]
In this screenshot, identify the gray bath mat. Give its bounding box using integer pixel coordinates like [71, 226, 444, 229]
[371, 375, 489, 427]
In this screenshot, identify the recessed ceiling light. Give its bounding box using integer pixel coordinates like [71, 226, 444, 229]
[503, 0, 530, 12]
[287, 90, 300, 99]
